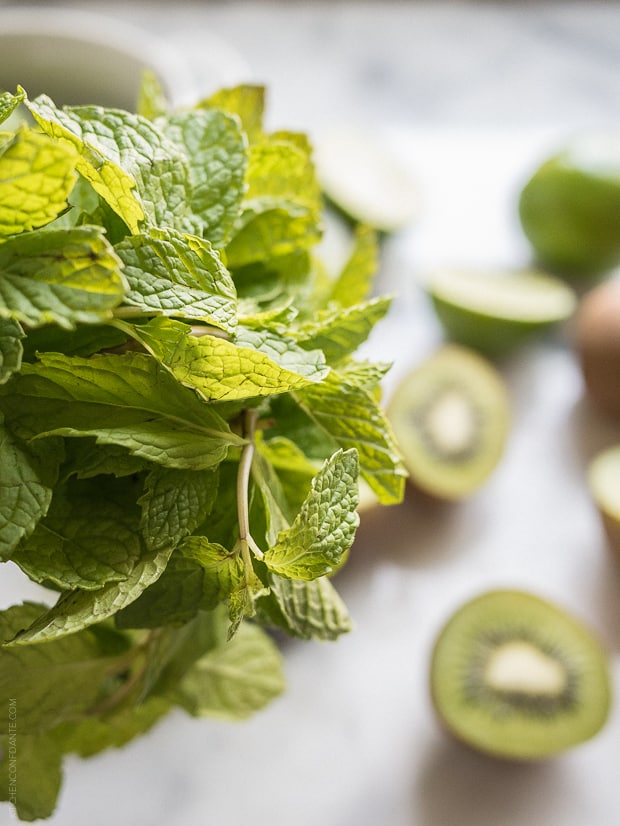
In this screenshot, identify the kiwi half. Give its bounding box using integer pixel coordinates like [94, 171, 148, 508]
[426, 268, 577, 358]
[430, 590, 612, 761]
[387, 345, 510, 500]
[587, 444, 620, 560]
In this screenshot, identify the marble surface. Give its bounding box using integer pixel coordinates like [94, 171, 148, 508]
[1, 3, 620, 825]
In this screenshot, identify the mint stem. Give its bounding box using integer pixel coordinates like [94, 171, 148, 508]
[237, 408, 263, 565]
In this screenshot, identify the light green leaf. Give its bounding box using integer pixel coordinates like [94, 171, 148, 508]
[12, 480, 144, 591]
[225, 202, 321, 269]
[0, 318, 23, 384]
[0, 419, 60, 560]
[179, 538, 245, 609]
[175, 621, 285, 720]
[0, 127, 78, 236]
[263, 448, 359, 580]
[5, 542, 174, 645]
[139, 466, 219, 551]
[136, 69, 168, 121]
[26, 96, 197, 233]
[0, 225, 126, 329]
[201, 84, 265, 144]
[0, 602, 122, 732]
[0, 731, 62, 821]
[134, 317, 328, 401]
[295, 295, 392, 363]
[259, 574, 353, 641]
[161, 109, 247, 247]
[295, 369, 407, 504]
[328, 223, 379, 307]
[0, 89, 25, 125]
[115, 227, 237, 331]
[255, 433, 320, 520]
[245, 137, 321, 207]
[1, 351, 244, 469]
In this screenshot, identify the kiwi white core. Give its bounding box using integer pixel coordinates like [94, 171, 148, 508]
[484, 641, 567, 697]
[426, 390, 476, 457]
[429, 269, 576, 321]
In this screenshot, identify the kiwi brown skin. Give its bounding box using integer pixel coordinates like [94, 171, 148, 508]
[573, 277, 620, 418]
[429, 589, 612, 762]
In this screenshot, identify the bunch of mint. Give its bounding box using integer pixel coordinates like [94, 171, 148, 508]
[0, 81, 405, 821]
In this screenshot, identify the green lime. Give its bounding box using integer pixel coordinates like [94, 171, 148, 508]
[426, 268, 577, 358]
[519, 135, 620, 278]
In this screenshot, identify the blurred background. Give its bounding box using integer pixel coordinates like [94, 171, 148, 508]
[1, 3, 620, 826]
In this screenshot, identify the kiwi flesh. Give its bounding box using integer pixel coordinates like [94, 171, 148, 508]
[427, 268, 577, 358]
[387, 345, 510, 500]
[430, 590, 612, 761]
[587, 444, 620, 561]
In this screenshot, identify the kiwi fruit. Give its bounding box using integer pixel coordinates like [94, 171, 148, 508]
[427, 268, 577, 358]
[573, 277, 620, 418]
[587, 444, 620, 561]
[386, 345, 510, 500]
[430, 589, 612, 761]
[519, 134, 620, 278]
[314, 125, 418, 233]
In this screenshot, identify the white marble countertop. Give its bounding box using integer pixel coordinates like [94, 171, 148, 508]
[1, 3, 620, 825]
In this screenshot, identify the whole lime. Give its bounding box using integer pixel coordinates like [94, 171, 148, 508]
[519, 135, 620, 278]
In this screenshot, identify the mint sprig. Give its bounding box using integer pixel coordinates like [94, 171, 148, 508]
[0, 82, 405, 821]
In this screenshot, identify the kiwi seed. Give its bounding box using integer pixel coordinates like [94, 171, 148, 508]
[430, 589, 612, 761]
[387, 345, 510, 500]
[426, 268, 577, 358]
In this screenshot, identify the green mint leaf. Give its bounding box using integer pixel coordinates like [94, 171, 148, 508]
[255, 434, 320, 520]
[1, 351, 244, 469]
[134, 317, 328, 401]
[114, 554, 208, 629]
[115, 227, 237, 332]
[5, 542, 174, 645]
[136, 70, 168, 121]
[0, 731, 62, 821]
[201, 84, 265, 144]
[11, 479, 144, 591]
[328, 224, 379, 307]
[174, 621, 285, 720]
[0, 127, 78, 236]
[0, 418, 60, 560]
[263, 448, 359, 580]
[258, 573, 353, 640]
[295, 295, 392, 364]
[0, 318, 23, 384]
[139, 466, 219, 551]
[295, 369, 407, 504]
[0, 225, 126, 329]
[0, 602, 122, 732]
[179, 538, 245, 609]
[160, 109, 247, 247]
[0, 88, 25, 125]
[61, 440, 145, 480]
[21, 322, 127, 360]
[26, 96, 197, 233]
[226, 567, 269, 640]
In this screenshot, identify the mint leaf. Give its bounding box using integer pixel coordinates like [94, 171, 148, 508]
[115, 227, 237, 331]
[139, 466, 219, 551]
[179, 538, 245, 609]
[11, 479, 144, 591]
[6, 543, 174, 645]
[136, 70, 168, 121]
[0, 225, 126, 329]
[0, 731, 62, 821]
[263, 448, 359, 580]
[134, 317, 328, 401]
[259, 574, 353, 640]
[0, 318, 23, 384]
[328, 224, 379, 307]
[0, 89, 25, 125]
[0, 419, 60, 560]
[161, 108, 246, 247]
[0, 127, 78, 236]
[295, 369, 407, 504]
[201, 85, 265, 144]
[295, 295, 392, 364]
[174, 621, 285, 720]
[1, 351, 244, 469]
